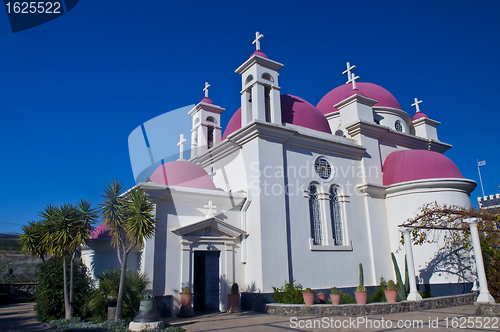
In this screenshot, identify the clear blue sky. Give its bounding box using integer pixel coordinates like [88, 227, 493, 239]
[1, 0, 498, 234]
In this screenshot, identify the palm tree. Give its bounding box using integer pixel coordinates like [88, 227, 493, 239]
[70, 200, 98, 318]
[100, 180, 156, 320]
[40, 203, 80, 319]
[20, 220, 49, 263]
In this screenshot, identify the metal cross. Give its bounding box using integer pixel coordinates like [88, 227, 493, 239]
[203, 82, 210, 98]
[177, 134, 186, 161]
[253, 31, 264, 51]
[342, 62, 356, 82]
[411, 98, 423, 113]
[204, 200, 217, 218]
[347, 72, 359, 90]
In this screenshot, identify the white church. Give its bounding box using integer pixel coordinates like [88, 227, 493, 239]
[84, 32, 478, 316]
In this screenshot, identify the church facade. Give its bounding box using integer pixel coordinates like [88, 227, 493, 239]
[84, 32, 476, 316]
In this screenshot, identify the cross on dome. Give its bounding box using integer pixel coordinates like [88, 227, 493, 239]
[203, 82, 210, 98]
[253, 31, 264, 51]
[412, 98, 423, 113]
[342, 62, 356, 82]
[177, 134, 187, 161]
[347, 72, 359, 90]
[204, 200, 217, 218]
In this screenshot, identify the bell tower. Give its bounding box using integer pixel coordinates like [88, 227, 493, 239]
[235, 31, 283, 127]
[188, 82, 225, 158]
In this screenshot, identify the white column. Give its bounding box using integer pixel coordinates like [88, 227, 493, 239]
[241, 90, 251, 126]
[251, 84, 265, 121]
[225, 241, 235, 312]
[180, 239, 192, 290]
[400, 227, 422, 301]
[270, 86, 281, 125]
[467, 218, 495, 304]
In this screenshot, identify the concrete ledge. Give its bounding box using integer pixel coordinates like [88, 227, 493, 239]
[475, 303, 500, 316]
[265, 293, 477, 316]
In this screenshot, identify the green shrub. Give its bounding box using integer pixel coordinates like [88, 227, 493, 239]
[271, 279, 304, 304]
[82, 269, 148, 322]
[49, 317, 184, 331]
[340, 293, 356, 304]
[34, 256, 90, 322]
[368, 287, 386, 303]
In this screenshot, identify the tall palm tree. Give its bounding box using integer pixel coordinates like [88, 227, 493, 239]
[69, 200, 98, 318]
[100, 180, 156, 320]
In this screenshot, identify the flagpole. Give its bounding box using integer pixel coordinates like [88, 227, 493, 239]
[477, 159, 485, 197]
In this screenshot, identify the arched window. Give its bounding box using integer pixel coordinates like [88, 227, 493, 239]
[206, 116, 216, 123]
[207, 126, 214, 149]
[245, 75, 253, 84]
[309, 185, 322, 245]
[261, 73, 274, 82]
[329, 186, 342, 245]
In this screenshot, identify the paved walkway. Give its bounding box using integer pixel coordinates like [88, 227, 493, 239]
[0, 302, 55, 332]
[167, 305, 498, 332]
[1, 302, 498, 332]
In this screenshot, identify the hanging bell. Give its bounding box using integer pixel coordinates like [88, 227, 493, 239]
[132, 291, 162, 323]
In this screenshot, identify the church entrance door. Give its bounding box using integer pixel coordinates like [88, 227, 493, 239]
[193, 250, 220, 312]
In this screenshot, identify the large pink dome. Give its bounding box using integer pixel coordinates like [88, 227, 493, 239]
[317, 82, 402, 115]
[383, 150, 463, 186]
[222, 94, 331, 139]
[150, 160, 217, 190]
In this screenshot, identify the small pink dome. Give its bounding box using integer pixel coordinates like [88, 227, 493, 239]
[200, 97, 214, 105]
[316, 82, 402, 114]
[412, 112, 429, 121]
[250, 50, 269, 59]
[383, 150, 463, 186]
[150, 160, 217, 190]
[90, 222, 111, 239]
[222, 94, 331, 139]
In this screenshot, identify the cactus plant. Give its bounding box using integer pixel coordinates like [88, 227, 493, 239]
[231, 283, 239, 295]
[330, 287, 341, 295]
[356, 263, 366, 292]
[182, 286, 191, 294]
[303, 287, 313, 293]
[391, 252, 408, 301]
[387, 280, 396, 291]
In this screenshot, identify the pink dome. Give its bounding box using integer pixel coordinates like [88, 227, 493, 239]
[199, 97, 214, 105]
[412, 112, 429, 121]
[90, 222, 111, 240]
[150, 160, 217, 190]
[250, 50, 269, 59]
[222, 94, 331, 139]
[383, 150, 463, 186]
[316, 82, 402, 114]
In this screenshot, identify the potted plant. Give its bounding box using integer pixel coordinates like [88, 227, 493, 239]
[180, 286, 193, 306]
[317, 292, 326, 304]
[178, 286, 194, 317]
[330, 287, 342, 305]
[228, 282, 240, 309]
[302, 288, 315, 305]
[384, 280, 397, 303]
[354, 263, 368, 304]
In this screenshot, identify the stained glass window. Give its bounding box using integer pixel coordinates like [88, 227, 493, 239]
[329, 186, 342, 245]
[309, 185, 322, 245]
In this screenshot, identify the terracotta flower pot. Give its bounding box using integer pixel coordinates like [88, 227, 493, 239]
[228, 293, 240, 308]
[180, 293, 193, 307]
[302, 291, 315, 305]
[354, 291, 368, 304]
[317, 293, 326, 304]
[330, 293, 341, 305]
[384, 289, 398, 303]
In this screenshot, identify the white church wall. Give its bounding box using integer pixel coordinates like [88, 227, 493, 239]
[279, 145, 379, 289]
[385, 179, 475, 287]
[374, 108, 411, 134]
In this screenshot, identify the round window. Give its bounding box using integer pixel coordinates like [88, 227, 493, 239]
[315, 157, 332, 180]
[395, 120, 403, 132]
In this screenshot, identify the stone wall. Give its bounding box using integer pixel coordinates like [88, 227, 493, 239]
[0, 283, 38, 304]
[265, 293, 477, 316]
